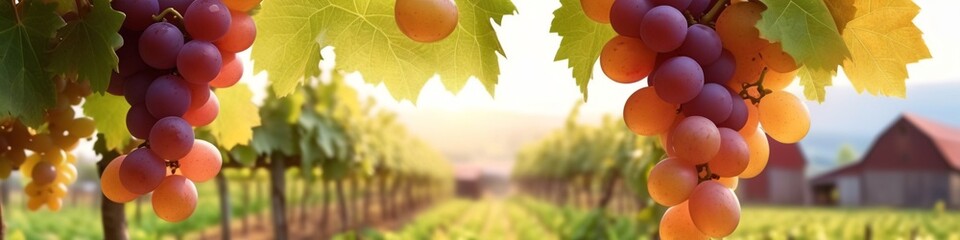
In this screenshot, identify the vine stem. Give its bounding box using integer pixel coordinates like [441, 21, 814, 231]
[695, 164, 719, 183]
[684, 11, 697, 25]
[739, 67, 772, 104]
[152, 7, 184, 22]
[701, 0, 730, 24]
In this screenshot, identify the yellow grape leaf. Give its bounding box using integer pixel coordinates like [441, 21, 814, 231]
[83, 94, 131, 152]
[205, 84, 261, 150]
[841, 0, 931, 97]
[824, 0, 856, 33]
[798, 67, 834, 102]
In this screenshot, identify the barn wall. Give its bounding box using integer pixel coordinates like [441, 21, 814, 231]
[838, 176, 860, 206]
[863, 170, 950, 208]
[768, 168, 805, 205]
[951, 172, 960, 209]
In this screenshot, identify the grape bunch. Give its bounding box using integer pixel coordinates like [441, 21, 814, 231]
[102, 0, 259, 222]
[585, 0, 810, 238]
[0, 78, 91, 211]
[394, 0, 459, 43]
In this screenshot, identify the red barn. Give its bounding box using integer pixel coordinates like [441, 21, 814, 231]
[738, 136, 808, 205]
[811, 114, 960, 208]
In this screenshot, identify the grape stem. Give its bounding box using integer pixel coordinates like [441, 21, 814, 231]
[152, 7, 184, 22]
[684, 11, 698, 25]
[166, 160, 180, 175]
[739, 67, 772, 105]
[701, 0, 730, 25]
[695, 164, 720, 183]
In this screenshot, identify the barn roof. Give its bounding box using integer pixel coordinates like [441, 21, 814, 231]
[767, 135, 806, 169]
[810, 113, 960, 185]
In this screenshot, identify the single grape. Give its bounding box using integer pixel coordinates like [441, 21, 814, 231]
[119, 148, 167, 194]
[652, 0, 692, 10]
[581, 0, 616, 23]
[708, 128, 749, 177]
[224, 0, 260, 12]
[183, 91, 219, 127]
[688, 181, 741, 238]
[123, 70, 162, 105]
[178, 140, 222, 182]
[215, 10, 257, 53]
[660, 201, 709, 240]
[715, 1, 768, 55]
[109, 73, 126, 96]
[112, 0, 160, 31]
[127, 104, 159, 139]
[762, 68, 799, 90]
[31, 161, 57, 185]
[0, 136, 8, 153]
[717, 177, 738, 190]
[703, 49, 735, 85]
[677, 24, 722, 65]
[623, 87, 677, 136]
[648, 158, 698, 206]
[640, 6, 687, 53]
[177, 41, 223, 84]
[139, 22, 184, 69]
[149, 117, 195, 160]
[609, 0, 653, 38]
[188, 83, 211, 109]
[152, 175, 198, 222]
[758, 91, 810, 143]
[739, 100, 759, 137]
[681, 83, 732, 125]
[718, 91, 748, 131]
[653, 56, 704, 104]
[68, 117, 96, 137]
[726, 51, 764, 89]
[600, 35, 657, 83]
[760, 42, 799, 72]
[687, 0, 711, 18]
[395, 0, 459, 43]
[101, 155, 140, 203]
[210, 53, 243, 88]
[668, 116, 721, 165]
[117, 30, 147, 77]
[739, 127, 769, 178]
[146, 75, 192, 118]
[185, 0, 232, 41]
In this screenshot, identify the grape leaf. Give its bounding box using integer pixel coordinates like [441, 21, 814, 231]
[757, 0, 849, 72]
[205, 84, 261, 150]
[551, 0, 616, 100]
[83, 93, 131, 152]
[823, 0, 856, 33]
[48, 0, 124, 93]
[840, 0, 930, 97]
[251, 0, 516, 100]
[797, 66, 833, 102]
[0, 1, 65, 126]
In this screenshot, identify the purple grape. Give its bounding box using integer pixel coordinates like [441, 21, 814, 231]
[119, 148, 166, 194]
[117, 30, 147, 77]
[146, 75, 192, 118]
[719, 89, 747, 130]
[124, 71, 162, 105]
[177, 41, 222, 84]
[640, 6, 688, 53]
[109, 72, 125, 96]
[184, 0, 232, 41]
[112, 0, 160, 31]
[688, 0, 710, 18]
[126, 103, 159, 139]
[653, 56, 703, 104]
[704, 49, 736, 85]
[652, 0, 692, 10]
[149, 117, 195, 160]
[610, 0, 653, 38]
[140, 22, 184, 69]
[159, 0, 195, 16]
[677, 24, 722, 66]
[188, 83, 211, 109]
[682, 83, 732, 124]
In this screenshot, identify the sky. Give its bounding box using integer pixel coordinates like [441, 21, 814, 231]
[236, 0, 960, 175]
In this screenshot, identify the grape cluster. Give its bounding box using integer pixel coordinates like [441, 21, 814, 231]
[0, 78, 91, 211]
[102, 0, 258, 222]
[585, 0, 810, 238]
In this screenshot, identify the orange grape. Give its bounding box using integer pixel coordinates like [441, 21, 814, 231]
[101, 155, 140, 203]
[708, 128, 749, 177]
[668, 116, 721, 165]
[715, 1, 768, 55]
[223, 0, 260, 13]
[600, 35, 657, 83]
[581, 0, 615, 23]
[760, 42, 799, 72]
[763, 68, 799, 90]
[648, 158, 698, 206]
[47, 198, 63, 211]
[210, 53, 243, 88]
[152, 175, 198, 222]
[179, 140, 223, 183]
[395, 0, 459, 43]
[69, 117, 96, 137]
[739, 127, 770, 178]
[739, 100, 759, 137]
[726, 51, 765, 89]
[183, 92, 220, 127]
[688, 181, 741, 238]
[717, 177, 739, 190]
[624, 87, 677, 136]
[214, 11, 257, 53]
[659, 201, 709, 240]
[758, 91, 810, 143]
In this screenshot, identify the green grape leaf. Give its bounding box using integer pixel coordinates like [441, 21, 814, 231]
[840, 0, 930, 97]
[252, 94, 299, 156]
[757, 0, 849, 73]
[251, 0, 516, 100]
[0, 1, 65, 126]
[551, 0, 616, 101]
[823, 0, 856, 33]
[83, 94, 131, 151]
[48, 0, 124, 93]
[227, 144, 258, 167]
[797, 66, 834, 102]
[205, 84, 261, 150]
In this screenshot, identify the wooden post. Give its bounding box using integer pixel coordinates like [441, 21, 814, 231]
[270, 156, 288, 240]
[216, 172, 231, 240]
[98, 151, 128, 240]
